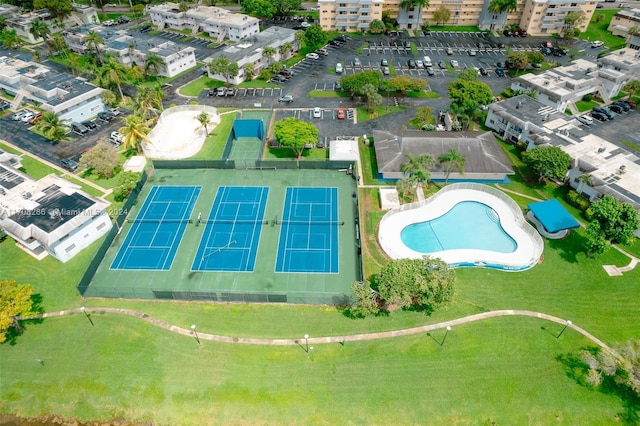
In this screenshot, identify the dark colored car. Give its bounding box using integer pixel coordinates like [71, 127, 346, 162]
[271, 74, 287, 82]
[495, 68, 505, 77]
[437, 60, 446, 69]
[593, 106, 614, 119]
[622, 100, 636, 109]
[478, 66, 488, 76]
[335, 35, 349, 42]
[60, 158, 79, 171]
[329, 39, 343, 46]
[613, 101, 630, 112]
[519, 29, 527, 37]
[541, 47, 552, 55]
[139, 24, 152, 32]
[503, 29, 513, 37]
[97, 111, 112, 121]
[407, 59, 417, 69]
[496, 62, 504, 69]
[609, 104, 624, 114]
[591, 111, 608, 121]
[82, 120, 97, 130]
[117, 15, 130, 24]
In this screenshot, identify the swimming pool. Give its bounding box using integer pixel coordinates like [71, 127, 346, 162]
[378, 183, 543, 271]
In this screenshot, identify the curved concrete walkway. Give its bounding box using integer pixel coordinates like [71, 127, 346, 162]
[29, 308, 613, 352]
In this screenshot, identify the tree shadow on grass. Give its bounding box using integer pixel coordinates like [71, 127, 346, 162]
[556, 349, 640, 425]
[546, 230, 588, 264]
[3, 293, 45, 346]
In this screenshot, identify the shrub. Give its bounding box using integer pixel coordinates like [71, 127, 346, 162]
[582, 93, 593, 102]
[565, 190, 590, 211]
[421, 124, 436, 131]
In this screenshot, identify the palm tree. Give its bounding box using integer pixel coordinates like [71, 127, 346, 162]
[151, 84, 165, 112]
[262, 46, 276, 65]
[243, 63, 255, 81]
[195, 112, 213, 135]
[438, 148, 465, 183]
[279, 42, 292, 59]
[400, 0, 429, 29]
[623, 80, 640, 99]
[119, 114, 151, 152]
[36, 112, 71, 143]
[576, 174, 592, 194]
[128, 64, 144, 85]
[1, 29, 23, 50]
[488, 0, 517, 15]
[99, 58, 129, 101]
[49, 32, 68, 56]
[84, 30, 105, 65]
[133, 86, 163, 119]
[400, 153, 435, 198]
[29, 18, 51, 42]
[144, 53, 165, 79]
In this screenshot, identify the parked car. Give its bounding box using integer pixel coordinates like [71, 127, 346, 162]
[609, 104, 624, 114]
[503, 29, 513, 37]
[591, 111, 608, 121]
[591, 40, 604, 48]
[415, 59, 424, 68]
[335, 62, 343, 74]
[496, 62, 504, 69]
[478, 66, 488, 76]
[468, 49, 477, 56]
[97, 111, 112, 121]
[306, 52, 320, 60]
[102, 19, 116, 27]
[450, 60, 459, 68]
[621, 99, 636, 109]
[613, 101, 630, 112]
[495, 68, 505, 77]
[446, 47, 454, 55]
[382, 66, 390, 75]
[60, 158, 79, 171]
[426, 66, 435, 76]
[423, 56, 432, 67]
[12, 110, 28, 121]
[28, 112, 42, 125]
[519, 29, 527, 37]
[271, 74, 287, 82]
[437, 60, 446, 69]
[312, 107, 322, 118]
[20, 111, 35, 123]
[531, 62, 542, 68]
[278, 95, 294, 103]
[576, 115, 593, 125]
[542, 41, 553, 49]
[117, 15, 130, 24]
[335, 35, 349, 42]
[82, 120, 97, 130]
[329, 39, 343, 46]
[316, 48, 328, 56]
[71, 122, 89, 134]
[407, 59, 417, 69]
[111, 131, 124, 142]
[139, 24, 152, 32]
[541, 47, 552, 56]
[334, 81, 342, 91]
[226, 87, 237, 96]
[352, 58, 361, 67]
[380, 58, 388, 67]
[336, 108, 346, 120]
[593, 106, 613, 119]
[108, 107, 121, 116]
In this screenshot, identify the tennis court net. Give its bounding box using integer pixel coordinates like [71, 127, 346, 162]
[126, 218, 193, 224]
[276, 219, 345, 226]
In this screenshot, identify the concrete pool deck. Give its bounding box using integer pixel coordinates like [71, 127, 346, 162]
[378, 184, 544, 271]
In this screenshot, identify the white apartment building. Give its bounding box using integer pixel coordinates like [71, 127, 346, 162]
[318, 0, 384, 33]
[608, 8, 640, 39]
[204, 26, 297, 84]
[148, 3, 259, 41]
[597, 48, 640, 79]
[518, 0, 597, 36]
[3, 5, 98, 44]
[63, 26, 197, 78]
[0, 56, 105, 122]
[485, 95, 640, 224]
[510, 58, 629, 114]
[0, 159, 112, 263]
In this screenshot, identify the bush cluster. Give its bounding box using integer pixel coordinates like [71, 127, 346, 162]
[565, 190, 590, 211]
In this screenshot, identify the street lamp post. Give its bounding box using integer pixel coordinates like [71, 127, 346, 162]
[191, 324, 200, 345]
[557, 320, 572, 339]
[80, 306, 94, 327]
[304, 334, 309, 353]
[441, 326, 451, 346]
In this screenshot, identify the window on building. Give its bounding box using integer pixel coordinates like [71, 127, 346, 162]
[546, 12, 552, 16]
[65, 244, 76, 253]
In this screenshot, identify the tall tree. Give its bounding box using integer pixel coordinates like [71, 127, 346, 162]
[341, 70, 384, 96]
[33, 0, 75, 20]
[241, 0, 275, 19]
[84, 30, 105, 65]
[35, 112, 71, 142]
[208, 57, 239, 85]
[400, 153, 435, 196]
[487, 0, 517, 14]
[399, 0, 429, 28]
[243, 63, 255, 81]
[432, 6, 451, 26]
[438, 148, 465, 183]
[0, 29, 23, 50]
[586, 195, 639, 245]
[79, 140, 120, 178]
[119, 114, 151, 152]
[195, 112, 213, 135]
[143, 52, 165, 79]
[303, 25, 328, 51]
[0, 280, 37, 343]
[368, 19, 386, 34]
[273, 117, 318, 158]
[99, 58, 129, 101]
[373, 256, 454, 312]
[563, 10, 586, 42]
[581, 339, 640, 397]
[262, 46, 276, 66]
[521, 146, 570, 181]
[29, 18, 51, 42]
[272, 0, 302, 17]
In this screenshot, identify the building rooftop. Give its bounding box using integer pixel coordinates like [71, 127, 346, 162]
[513, 59, 600, 101]
[29, 72, 99, 107]
[0, 164, 25, 191]
[598, 48, 640, 73]
[214, 26, 296, 62]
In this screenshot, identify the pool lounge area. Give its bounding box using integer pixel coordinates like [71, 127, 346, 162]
[378, 183, 544, 271]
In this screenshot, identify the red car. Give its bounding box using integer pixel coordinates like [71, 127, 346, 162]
[337, 108, 346, 120]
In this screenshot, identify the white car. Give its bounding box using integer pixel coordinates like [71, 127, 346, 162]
[103, 19, 116, 27]
[20, 111, 35, 122]
[110, 131, 124, 142]
[312, 107, 322, 118]
[306, 53, 320, 60]
[301, 22, 311, 28]
[12, 111, 28, 121]
[576, 115, 594, 125]
[450, 60, 459, 68]
[591, 40, 604, 48]
[415, 60, 424, 68]
[336, 63, 343, 74]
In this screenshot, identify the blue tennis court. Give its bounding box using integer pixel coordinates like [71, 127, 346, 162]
[275, 187, 339, 273]
[111, 186, 201, 270]
[192, 186, 269, 272]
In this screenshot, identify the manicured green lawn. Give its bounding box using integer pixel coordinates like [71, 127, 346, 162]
[356, 106, 407, 122]
[308, 90, 350, 98]
[358, 139, 385, 185]
[575, 100, 598, 112]
[180, 76, 280, 96]
[581, 9, 626, 51]
[263, 146, 329, 159]
[189, 112, 235, 159]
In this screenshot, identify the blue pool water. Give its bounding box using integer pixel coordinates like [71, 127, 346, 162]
[400, 201, 517, 253]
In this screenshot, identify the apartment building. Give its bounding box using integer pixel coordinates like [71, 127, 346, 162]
[518, 0, 597, 36]
[3, 4, 98, 44]
[597, 48, 640, 79]
[318, 0, 384, 32]
[148, 3, 259, 41]
[0, 56, 105, 122]
[608, 8, 640, 38]
[510, 58, 629, 114]
[630, 34, 640, 51]
[0, 159, 112, 263]
[64, 26, 197, 78]
[204, 26, 297, 84]
[485, 95, 640, 220]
